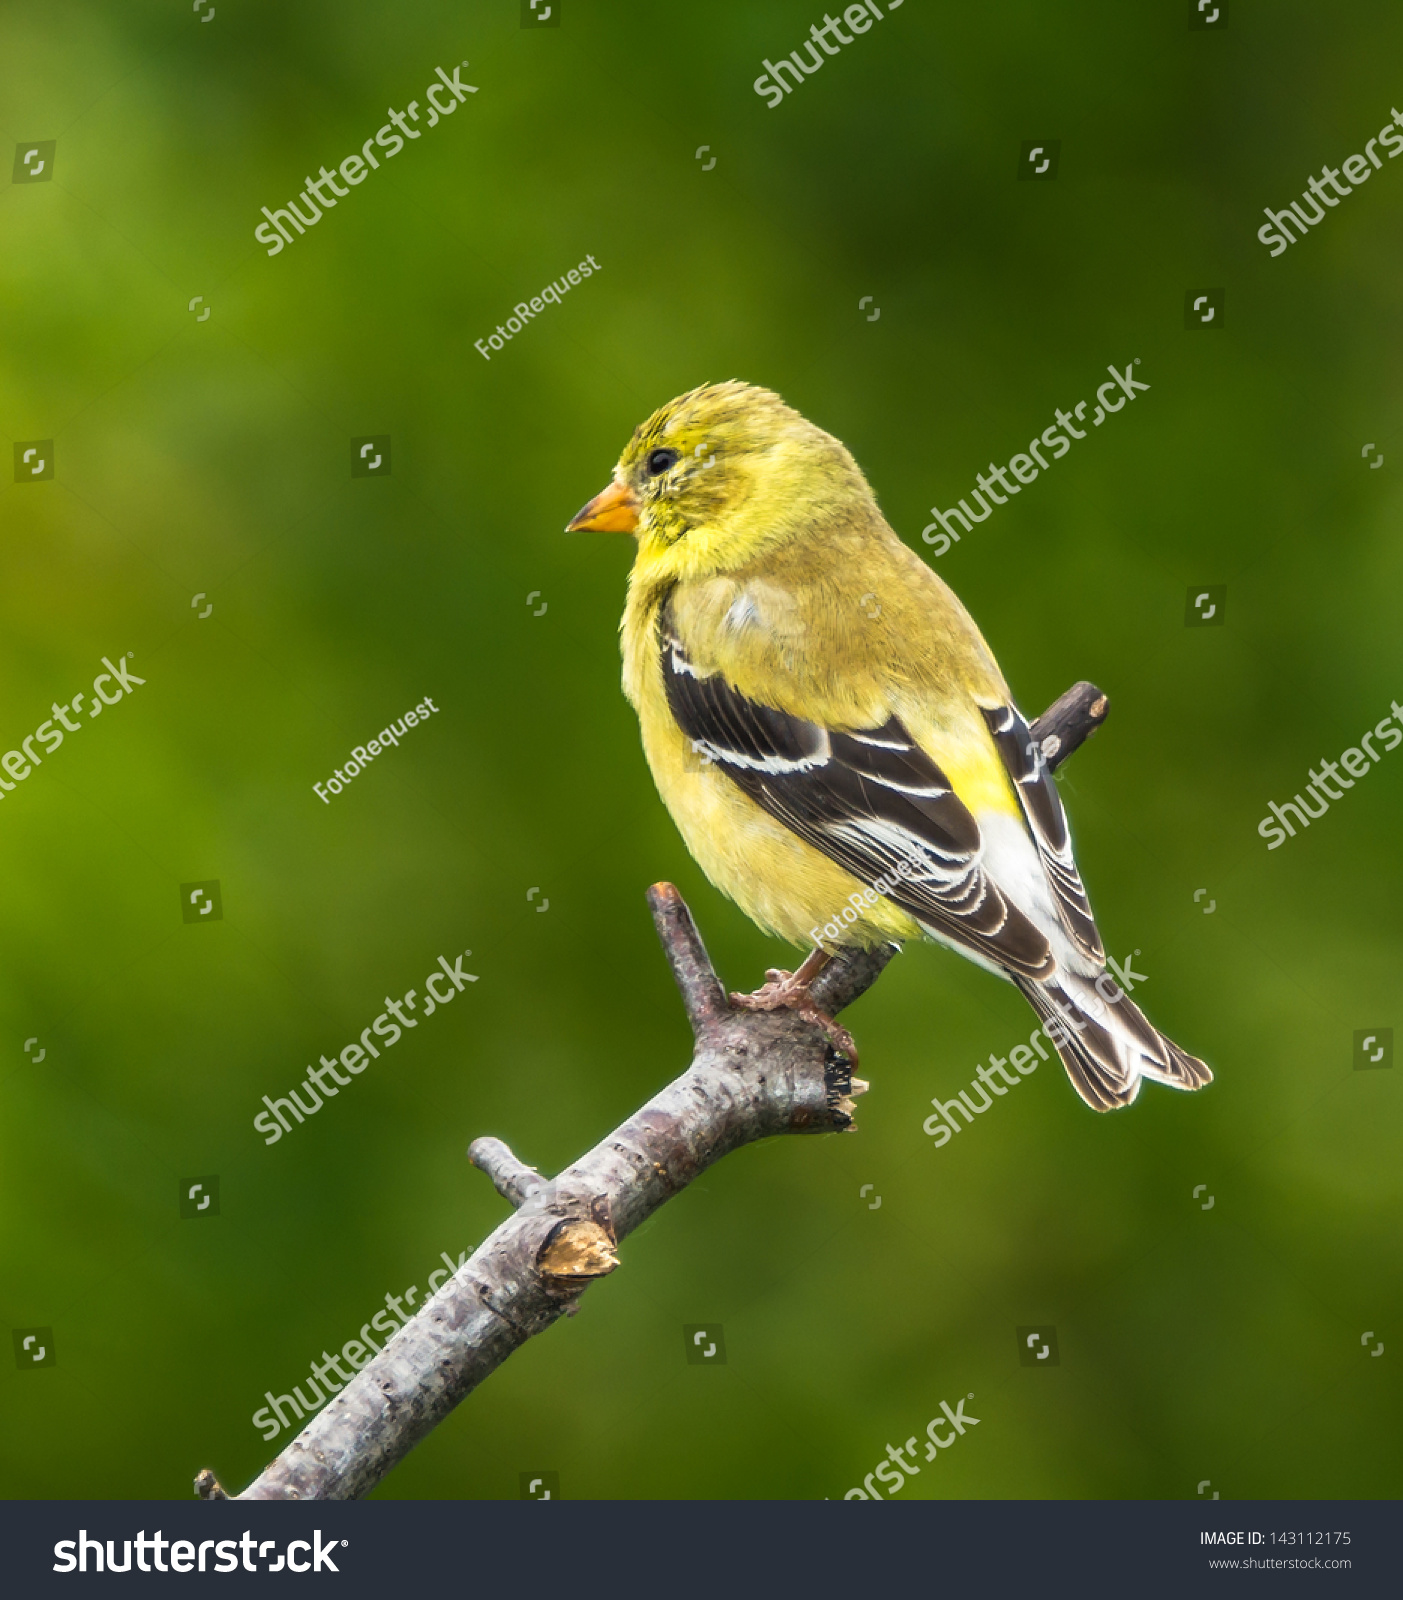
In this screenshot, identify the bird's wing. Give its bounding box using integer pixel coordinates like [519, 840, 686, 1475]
[659, 610, 1055, 979]
[980, 704, 1105, 964]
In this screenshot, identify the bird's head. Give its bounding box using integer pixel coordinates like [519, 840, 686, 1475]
[566, 381, 876, 579]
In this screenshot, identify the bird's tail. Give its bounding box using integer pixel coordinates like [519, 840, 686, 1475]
[1015, 969, 1212, 1112]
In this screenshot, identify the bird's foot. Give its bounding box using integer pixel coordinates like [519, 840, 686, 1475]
[730, 960, 859, 1072]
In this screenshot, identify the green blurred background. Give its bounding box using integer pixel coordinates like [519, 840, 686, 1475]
[2, 0, 1399, 1500]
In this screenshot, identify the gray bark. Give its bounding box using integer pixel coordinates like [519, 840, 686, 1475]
[198, 681, 1108, 1501]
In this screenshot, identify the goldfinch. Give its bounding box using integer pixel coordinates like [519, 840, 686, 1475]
[568, 382, 1211, 1111]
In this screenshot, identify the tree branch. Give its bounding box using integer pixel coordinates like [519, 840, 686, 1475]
[200, 683, 1107, 1502]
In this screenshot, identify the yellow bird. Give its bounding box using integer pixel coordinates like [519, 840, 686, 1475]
[568, 381, 1211, 1111]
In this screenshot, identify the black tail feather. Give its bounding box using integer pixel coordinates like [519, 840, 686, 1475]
[1017, 972, 1212, 1113]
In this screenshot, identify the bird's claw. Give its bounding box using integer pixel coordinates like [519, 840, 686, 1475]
[730, 968, 859, 1071]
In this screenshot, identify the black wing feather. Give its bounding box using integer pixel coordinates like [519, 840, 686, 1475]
[981, 704, 1104, 962]
[659, 610, 1054, 979]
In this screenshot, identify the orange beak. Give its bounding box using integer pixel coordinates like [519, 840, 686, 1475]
[566, 476, 640, 534]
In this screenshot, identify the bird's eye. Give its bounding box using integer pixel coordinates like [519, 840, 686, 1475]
[646, 448, 680, 476]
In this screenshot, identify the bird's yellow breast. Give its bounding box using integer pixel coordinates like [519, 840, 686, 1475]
[619, 520, 1023, 951]
[630, 639, 921, 949]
